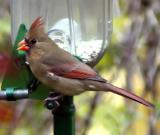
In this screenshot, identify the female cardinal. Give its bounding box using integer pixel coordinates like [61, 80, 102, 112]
[17, 17, 154, 108]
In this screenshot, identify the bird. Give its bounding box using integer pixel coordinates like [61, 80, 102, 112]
[17, 17, 154, 108]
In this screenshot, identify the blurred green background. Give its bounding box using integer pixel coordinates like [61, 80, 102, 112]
[0, 0, 160, 135]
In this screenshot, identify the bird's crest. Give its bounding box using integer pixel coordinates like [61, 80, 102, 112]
[29, 17, 44, 32]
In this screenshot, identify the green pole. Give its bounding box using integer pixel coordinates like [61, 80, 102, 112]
[53, 96, 75, 135]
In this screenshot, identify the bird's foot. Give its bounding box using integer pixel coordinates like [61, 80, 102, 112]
[44, 92, 63, 113]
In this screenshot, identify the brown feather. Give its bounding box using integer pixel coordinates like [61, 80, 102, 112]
[104, 83, 154, 108]
[30, 17, 44, 31]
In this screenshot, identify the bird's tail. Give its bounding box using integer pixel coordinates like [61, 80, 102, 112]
[102, 83, 154, 108]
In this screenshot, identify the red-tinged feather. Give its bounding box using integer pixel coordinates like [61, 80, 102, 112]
[62, 70, 106, 82]
[62, 70, 96, 78]
[49, 63, 106, 82]
[50, 66, 96, 79]
[30, 17, 44, 31]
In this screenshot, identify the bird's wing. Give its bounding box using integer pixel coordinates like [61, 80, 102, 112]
[40, 42, 106, 82]
[48, 62, 106, 82]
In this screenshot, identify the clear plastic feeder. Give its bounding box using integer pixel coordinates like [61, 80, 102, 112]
[11, 0, 113, 66]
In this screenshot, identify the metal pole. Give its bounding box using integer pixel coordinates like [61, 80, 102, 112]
[53, 96, 75, 135]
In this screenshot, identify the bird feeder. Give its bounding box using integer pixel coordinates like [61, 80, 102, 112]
[1, 0, 113, 135]
[11, 0, 113, 66]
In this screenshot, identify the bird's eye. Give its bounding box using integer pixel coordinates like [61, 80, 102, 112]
[30, 39, 37, 45]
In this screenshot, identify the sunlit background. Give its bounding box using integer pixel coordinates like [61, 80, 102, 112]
[0, 0, 160, 135]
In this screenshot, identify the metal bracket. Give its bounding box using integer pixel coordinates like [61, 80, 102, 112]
[0, 88, 29, 101]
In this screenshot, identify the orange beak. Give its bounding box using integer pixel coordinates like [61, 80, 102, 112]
[17, 40, 30, 51]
